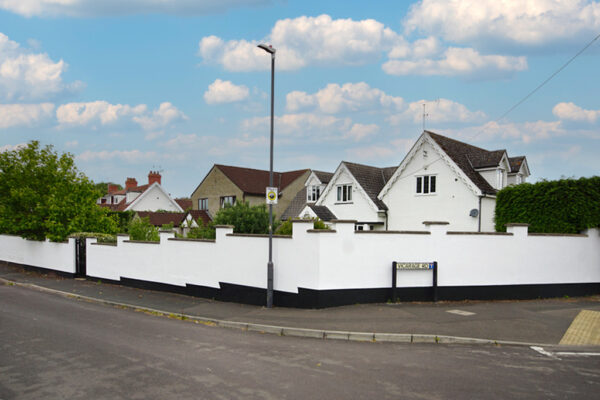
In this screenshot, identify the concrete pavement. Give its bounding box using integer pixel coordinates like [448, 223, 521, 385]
[1, 262, 599, 346]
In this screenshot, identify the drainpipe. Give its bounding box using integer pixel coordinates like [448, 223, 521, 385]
[385, 209, 388, 231]
[478, 195, 482, 232]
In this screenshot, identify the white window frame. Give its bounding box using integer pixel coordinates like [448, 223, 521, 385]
[307, 185, 321, 202]
[198, 198, 208, 210]
[220, 195, 236, 208]
[416, 175, 437, 195]
[336, 184, 352, 203]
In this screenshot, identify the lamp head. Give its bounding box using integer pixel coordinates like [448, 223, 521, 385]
[257, 44, 276, 54]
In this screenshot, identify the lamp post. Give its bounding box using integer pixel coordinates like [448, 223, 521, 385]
[258, 43, 276, 308]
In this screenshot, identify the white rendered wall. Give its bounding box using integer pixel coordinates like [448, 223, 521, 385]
[2, 224, 599, 294]
[318, 168, 382, 223]
[382, 140, 486, 231]
[0, 235, 75, 273]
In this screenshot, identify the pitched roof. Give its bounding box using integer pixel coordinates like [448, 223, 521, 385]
[175, 198, 193, 211]
[215, 164, 309, 195]
[313, 170, 334, 184]
[280, 187, 308, 221]
[426, 131, 498, 195]
[509, 156, 526, 173]
[343, 161, 397, 210]
[136, 212, 187, 227]
[307, 204, 336, 221]
[188, 210, 212, 225]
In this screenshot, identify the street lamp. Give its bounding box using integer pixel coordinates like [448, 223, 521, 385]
[258, 43, 276, 308]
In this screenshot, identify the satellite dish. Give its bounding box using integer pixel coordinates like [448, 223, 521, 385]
[469, 209, 479, 217]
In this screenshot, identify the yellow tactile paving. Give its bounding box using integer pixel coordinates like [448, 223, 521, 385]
[560, 310, 600, 345]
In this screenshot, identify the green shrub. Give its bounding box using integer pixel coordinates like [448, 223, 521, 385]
[213, 202, 273, 234]
[128, 216, 159, 241]
[495, 177, 600, 233]
[275, 218, 293, 235]
[187, 220, 216, 240]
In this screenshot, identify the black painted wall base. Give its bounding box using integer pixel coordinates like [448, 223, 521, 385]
[98, 275, 600, 309]
[4, 261, 599, 309]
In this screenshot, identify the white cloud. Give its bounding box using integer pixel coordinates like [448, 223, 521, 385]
[199, 14, 530, 80]
[0, 142, 26, 152]
[0, 32, 82, 101]
[204, 79, 249, 104]
[383, 47, 527, 78]
[0, 103, 54, 129]
[344, 123, 379, 142]
[56, 101, 146, 126]
[199, 14, 400, 71]
[286, 82, 404, 114]
[56, 101, 186, 131]
[347, 138, 414, 161]
[404, 0, 600, 49]
[132, 102, 187, 131]
[445, 120, 566, 144]
[389, 98, 487, 125]
[0, 0, 271, 17]
[76, 149, 157, 162]
[553, 102, 600, 123]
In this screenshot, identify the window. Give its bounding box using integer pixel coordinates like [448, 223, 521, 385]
[496, 169, 505, 189]
[307, 185, 321, 202]
[220, 195, 236, 208]
[336, 184, 352, 202]
[198, 198, 208, 210]
[416, 175, 436, 194]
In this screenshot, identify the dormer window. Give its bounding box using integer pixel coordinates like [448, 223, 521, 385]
[307, 185, 321, 202]
[336, 184, 352, 202]
[496, 169, 505, 189]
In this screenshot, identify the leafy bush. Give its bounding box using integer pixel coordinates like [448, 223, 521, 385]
[275, 218, 330, 235]
[107, 211, 134, 233]
[495, 177, 600, 233]
[0, 141, 118, 241]
[213, 202, 275, 234]
[187, 220, 216, 240]
[128, 216, 159, 241]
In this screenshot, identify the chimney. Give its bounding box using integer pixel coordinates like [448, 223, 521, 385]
[125, 177, 138, 190]
[107, 183, 119, 194]
[148, 170, 161, 185]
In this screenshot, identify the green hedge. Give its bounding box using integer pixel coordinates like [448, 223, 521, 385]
[495, 177, 600, 233]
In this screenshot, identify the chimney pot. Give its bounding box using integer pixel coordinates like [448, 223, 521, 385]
[148, 171, 161, 185]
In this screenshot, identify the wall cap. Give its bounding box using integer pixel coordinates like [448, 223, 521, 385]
[331, 219, 357, 223]
[168, 237, 216, 243]
[226, 233, 292, 239]
[355, 230, 430, 235]
[423, 221, 449, 226]
[528, 233, 587, 237]
[291, 219, 313, 223]
[505, 223, 530, 227]
[307, 229, 337, 233]
[123, 240, 160, 244]
[447, 231, 513, 236]
[214, 225, 234, 229]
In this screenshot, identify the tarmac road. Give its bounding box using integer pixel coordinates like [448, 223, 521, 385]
[1, 284, 599, 400]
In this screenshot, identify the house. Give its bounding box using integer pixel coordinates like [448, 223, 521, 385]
[301, 162, 397, 230]
[378, 130, 530, 232]
[97, 171, 183, 213]
[280, 170, 334, 221]
[190, 164, 310, 219]
[134, 210, 211, 236]
[175, 198, 193, 211]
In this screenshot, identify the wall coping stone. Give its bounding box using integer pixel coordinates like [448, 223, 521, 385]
[423, 221, 450, 226]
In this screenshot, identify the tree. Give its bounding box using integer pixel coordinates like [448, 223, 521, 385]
[128, 216, 159, 241]
[0, 141, 118, 241]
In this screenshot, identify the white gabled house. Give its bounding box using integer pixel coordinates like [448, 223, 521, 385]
[97, 171, 184, 213]
[301, 161, 396, 230]
[378, 131, 530, 232]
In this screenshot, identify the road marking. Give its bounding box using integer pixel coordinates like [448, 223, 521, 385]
[531, 346, 600, 360]
[559, 310, 600, 346]
[446, 309, 475, 316]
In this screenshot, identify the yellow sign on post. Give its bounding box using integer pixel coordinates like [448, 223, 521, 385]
[266, 187, 278, 204]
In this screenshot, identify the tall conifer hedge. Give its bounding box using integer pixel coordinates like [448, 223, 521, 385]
[494, 177, 600, 233]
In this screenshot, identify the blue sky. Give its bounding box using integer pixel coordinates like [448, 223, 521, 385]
[1, 0, 599, 198]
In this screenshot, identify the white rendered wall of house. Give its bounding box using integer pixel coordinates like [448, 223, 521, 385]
[128, 186, 180, 212]
[382, 140, 480, 231]
[126, 192, 140, 203]
[480, 197, 497, 232]
[319, 169, 382, 223]
[478, 169, 498, 190]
